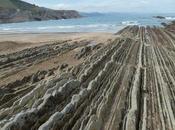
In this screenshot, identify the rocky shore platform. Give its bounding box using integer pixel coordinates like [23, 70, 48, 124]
[0, 22, 175, 130]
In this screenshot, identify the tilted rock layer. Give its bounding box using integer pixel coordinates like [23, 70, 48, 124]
[1, 23, 175, 130]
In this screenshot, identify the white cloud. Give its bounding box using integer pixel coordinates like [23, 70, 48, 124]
[140, 0, 149, 4]
[22, 0, 175, 13]
[52, 3, 71, 10]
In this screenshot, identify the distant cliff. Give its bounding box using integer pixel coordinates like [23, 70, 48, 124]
[0, 0, 81, 24]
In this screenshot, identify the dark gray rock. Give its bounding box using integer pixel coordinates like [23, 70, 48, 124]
[60, 63, 69, 70]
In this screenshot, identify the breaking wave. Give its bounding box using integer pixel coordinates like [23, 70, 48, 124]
[165, 17, 175, 20]
[0, 24, 122, 33]
[122, 21, 139, 26]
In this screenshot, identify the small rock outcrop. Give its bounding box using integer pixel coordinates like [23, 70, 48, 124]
[153, 16, 165, 19]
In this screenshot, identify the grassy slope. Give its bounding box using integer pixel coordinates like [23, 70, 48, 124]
[0, 0, 46, 18]
[10, 0, 37, 11]
[0, 0, 17, 9]
[0, 0, 38, 11]
[0, 0, 80, 23]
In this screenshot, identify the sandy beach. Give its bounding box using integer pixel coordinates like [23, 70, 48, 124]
[0, 32, 116, 54]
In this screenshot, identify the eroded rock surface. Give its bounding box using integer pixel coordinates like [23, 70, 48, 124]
[1, 23, 175, 130]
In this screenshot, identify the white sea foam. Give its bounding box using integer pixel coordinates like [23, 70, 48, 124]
[122, 21, 139, 26]
[2, 28, 10, 31]
[165, 17, 175, 20]
[0, 24, 122, 33]
[36, 24, 114, 30]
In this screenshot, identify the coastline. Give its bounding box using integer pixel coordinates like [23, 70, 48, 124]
[1, 0, 175, 128]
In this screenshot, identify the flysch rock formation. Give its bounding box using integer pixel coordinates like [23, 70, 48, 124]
[0, 22, 175, 130]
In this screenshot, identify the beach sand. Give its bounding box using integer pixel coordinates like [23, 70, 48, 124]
[0, 32, 117, 55]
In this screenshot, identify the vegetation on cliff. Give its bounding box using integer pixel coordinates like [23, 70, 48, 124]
[0, 0, 81, 23]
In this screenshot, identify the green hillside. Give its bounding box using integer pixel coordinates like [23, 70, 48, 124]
[0, 0, 17, 9]
[0, 0, 38, 10]
[0, 0, 81, 23]
[10, 0, 37, 10]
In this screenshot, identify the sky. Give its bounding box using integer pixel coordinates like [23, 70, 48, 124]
[23, 0, 175, 13]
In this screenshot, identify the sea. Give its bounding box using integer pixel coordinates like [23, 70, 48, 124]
[0, 12, 175, 33]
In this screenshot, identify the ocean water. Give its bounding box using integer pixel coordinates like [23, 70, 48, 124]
[0, 13, 175, 33]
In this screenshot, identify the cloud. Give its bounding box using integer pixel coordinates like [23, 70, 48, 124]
[22, 0, 175, 13]
[52, 3, 71, 10]
[51, 2, 112, 12]
[140, 0, 149, 4]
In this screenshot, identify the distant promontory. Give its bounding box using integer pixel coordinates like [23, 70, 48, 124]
[0, 0, 81, 24]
